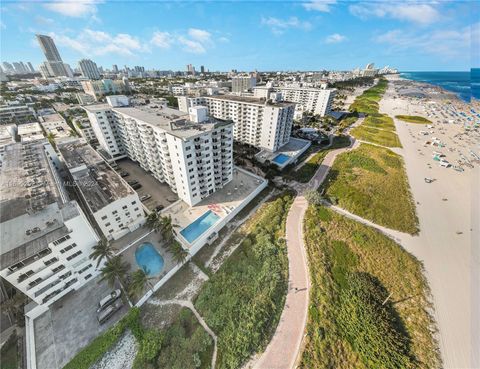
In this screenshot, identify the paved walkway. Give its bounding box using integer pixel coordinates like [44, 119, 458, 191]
[254, 135, 358, 369]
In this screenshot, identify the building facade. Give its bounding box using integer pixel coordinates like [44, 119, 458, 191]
[81, 78, 130, 100]
[0, 140, 99, 307]
[78, 59, 101, 80]
[85, 99, 234, 206]
[177, 95, 295, 152]
[231, 76, 256, 94]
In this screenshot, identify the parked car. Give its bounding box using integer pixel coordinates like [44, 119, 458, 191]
[154, 205, 164, 213]
[97, 300, 123, 324]
[131, 183, 142, 190]
[97, 289, 121, 313]
[140, 194, 151, 201]
[127, 180, 138, 185]
[119, 171, 129, 177]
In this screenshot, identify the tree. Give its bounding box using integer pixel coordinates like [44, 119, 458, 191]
[304, 189, 323, 206]
[165, 241, 188, 264]
[89, 238, 116, 268]
[159, 215, 177, 243]
[129, 268, 155, 298]
[100, 255, 132, 305]
[2, 293, 27, 326]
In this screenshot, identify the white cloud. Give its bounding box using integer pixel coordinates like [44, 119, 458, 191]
[303, 0, 337, 12]
[49, 28, 149, 57]
[150, 31, 173, 48]
[349, 2, 440, 25]
[374, 24, 473, 59]
[188, 28, 212, 43]
[177, 36, 206, 54]
[261, 16, 312, 35]
[35, 16, 54, 25]
[43, 0, 102, 18]
[325, 33, 346, 43]
[218, 36, 230, 43]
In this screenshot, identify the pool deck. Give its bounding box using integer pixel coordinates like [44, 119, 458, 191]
[162, 167, 267, 254]
[111, 227, 177, 300]
[255, 138, 311, 169]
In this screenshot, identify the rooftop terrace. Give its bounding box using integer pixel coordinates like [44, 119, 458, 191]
[208, 94, 296, 107]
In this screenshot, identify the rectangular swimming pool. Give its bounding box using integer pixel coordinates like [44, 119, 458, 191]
[272, 153, 291, 165]
[180, 210, 221, 244]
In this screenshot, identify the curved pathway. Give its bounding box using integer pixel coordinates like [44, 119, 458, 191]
[254, 136, 358, 369]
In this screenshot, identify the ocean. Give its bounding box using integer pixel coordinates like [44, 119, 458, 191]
[400, 70, 480, 103]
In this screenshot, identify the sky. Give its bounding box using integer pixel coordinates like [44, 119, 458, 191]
[1, 0, 479, 72]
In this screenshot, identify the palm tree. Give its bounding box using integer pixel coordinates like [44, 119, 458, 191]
[159, 215, 175, 242]
[129, 268, 155, 299]
[100, 255, 132, 306]
[89, 238, 116, 268]
[145, 212, 161, 232]
[2, 293, 27, 325]
[166, 241, 188, 264]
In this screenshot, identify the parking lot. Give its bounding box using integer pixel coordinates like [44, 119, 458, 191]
[34, 276, 128, 369]
[115, 159, 178, 211]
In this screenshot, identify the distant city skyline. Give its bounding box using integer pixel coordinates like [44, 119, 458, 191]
[1, 1, 478, 71]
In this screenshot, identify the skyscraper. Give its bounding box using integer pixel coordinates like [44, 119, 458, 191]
[27, 62, 35, 73]
[112, 64, 119, 73]
[36, 34, 69, 77]
[200, 65, 205, 74]
[78, 59, 101, 80]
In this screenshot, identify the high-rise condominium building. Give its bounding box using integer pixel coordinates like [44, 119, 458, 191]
[112, 64, 119, 73]
[177, 95, 295, 152]
[231, 75, 257, 94]
[0, 140, 99, 307]
[78, 59, 101, 80]
[254, 86, 336, 117]
[36, 34, 69, 78]
[85, 98, 234, 206]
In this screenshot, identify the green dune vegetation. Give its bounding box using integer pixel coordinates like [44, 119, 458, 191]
[395, 115, 432, 124]
[349, 78, 403, 148]
[322, 143, 418, 234]
[301, 206, 440, 369]
[350, 125, 402, 147]
[349, 78, 388, 115]
[194, 191, 293, 369]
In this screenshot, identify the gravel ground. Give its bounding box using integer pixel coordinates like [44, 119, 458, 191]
[90, 332, 138, 369]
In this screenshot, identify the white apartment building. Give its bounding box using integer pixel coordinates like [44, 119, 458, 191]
[0, 140, 99, 307]
[58, 139, 145, 240]
[231, 76, 256, 94]
[177, 95, 295, 152]
[0, 103, 37, 124]
[18, 123, 44, 142]
[84, 104, 126, 159]
[73, 117, 96, 142]
[85, 98, 234, 206]
[254, 86, 336, 117]
[78, 59, 101, 80]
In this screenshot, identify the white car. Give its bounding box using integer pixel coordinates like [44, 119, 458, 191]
[97, 289, 121, 313]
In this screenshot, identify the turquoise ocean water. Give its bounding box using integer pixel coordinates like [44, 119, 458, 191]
[400, 70, 480, 102]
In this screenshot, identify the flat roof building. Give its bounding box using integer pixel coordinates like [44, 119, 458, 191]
[0, 140, 99, 306]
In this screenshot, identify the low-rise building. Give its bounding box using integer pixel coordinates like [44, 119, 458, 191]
[39, 113, 71, 139]
[18, 123, 44, 142]
[58, 139, 145, 240]
[81, 78, 130, 101]
[0, 103, 37, 125]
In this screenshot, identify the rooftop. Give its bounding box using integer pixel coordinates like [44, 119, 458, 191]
[207, 94, 295, 107]
[113, 106, 233, 139]
[0, 140, 60, 224]
[58, 140, 134, 213]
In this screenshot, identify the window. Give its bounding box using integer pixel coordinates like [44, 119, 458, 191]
[101, 215, 107, 220]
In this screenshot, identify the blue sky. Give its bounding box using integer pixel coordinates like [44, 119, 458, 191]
[1, 0, 478, 72]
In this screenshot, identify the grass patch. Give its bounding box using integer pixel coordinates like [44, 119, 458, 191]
[395, 115, 432, 124]
[350, 125, 402, 148]
[194, 192, 294, 369]
[363, 114, 395, 131]
[0, 332, 19, 369]
[349, 79, 388, 115]
[155, 308, 213, 369]
[301, 206, 440, 369]
[322, 144, 418, 234]
[293, 136, 351, 183]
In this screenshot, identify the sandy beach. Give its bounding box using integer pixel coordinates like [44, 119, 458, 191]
[381, 75, 479, 368]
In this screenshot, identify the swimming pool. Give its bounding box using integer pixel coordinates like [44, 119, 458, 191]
[272, 153, 291, 165]
[135, 243, 165, 276]
[180, 210, 220, 244]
